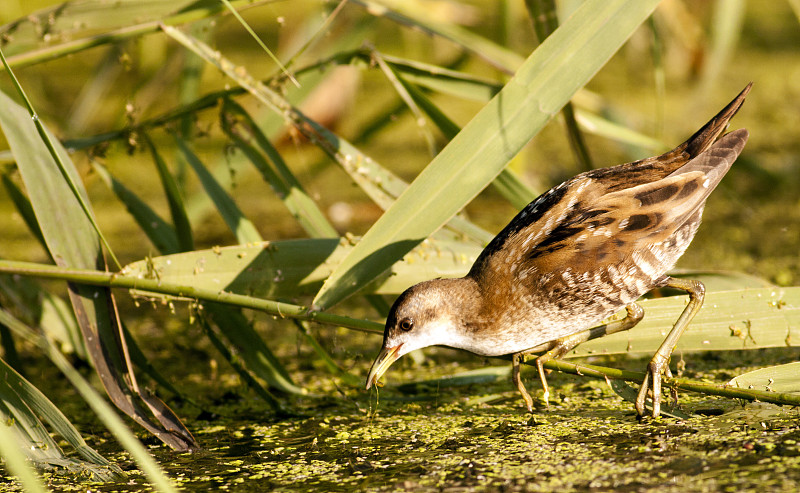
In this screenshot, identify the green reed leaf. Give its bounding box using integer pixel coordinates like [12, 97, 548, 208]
[313, 0, 662, 309]
[569, 287, 800, 357]
[145, 134, 194, 252]
[729, 362, 800, 394]
[121, 238, 482, 300]
[91, 161, 180, 255]
[175, 137, 262, 244]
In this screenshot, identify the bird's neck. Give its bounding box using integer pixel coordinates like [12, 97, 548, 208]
[429, 277, 500, 353]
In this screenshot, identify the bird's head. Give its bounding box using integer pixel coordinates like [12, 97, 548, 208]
[365, 277, 480, 389]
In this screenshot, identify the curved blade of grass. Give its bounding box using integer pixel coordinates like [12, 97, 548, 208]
[728, 362, 800, 394]
[390, 59, 666, 154]
[221, 100, 337, 238]
[144, 134, 194, 251]
[175, 136, 262, 244]
[0, 349, 123, 480]
[392, 66, 537, 209]
[569, 287, 800, 357]
[357, 49, 669, 155]
[385, 53, 501, 102]
[121, 238, 482, 299]
[0, 310, 177, 492]
[0, 87, 196, 450]
[90, 160, 180, 255]
[162, 25, 493, 244]
[313, 0, 662, 309]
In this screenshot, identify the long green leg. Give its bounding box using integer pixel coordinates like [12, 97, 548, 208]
[512, 303, 644, 412]
[635, 277, 705, 418]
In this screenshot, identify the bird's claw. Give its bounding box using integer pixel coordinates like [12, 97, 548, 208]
[635, 355, 673, 418]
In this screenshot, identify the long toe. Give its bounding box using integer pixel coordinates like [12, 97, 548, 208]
[635, 373, 650, 416]
[651, 361, 663, 418]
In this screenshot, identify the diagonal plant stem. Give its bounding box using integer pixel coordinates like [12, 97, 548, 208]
[0, 420, 47, 493]
[219, 0, 299, 87]
[0, 259, 384, 335]
[0, 310, 178, 492]
[518, 357, 800, 408]
[2, 259, 799, 408]
[1, 0, 274, 70]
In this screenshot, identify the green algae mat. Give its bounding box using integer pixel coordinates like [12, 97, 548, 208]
[30, 349, 800, 492]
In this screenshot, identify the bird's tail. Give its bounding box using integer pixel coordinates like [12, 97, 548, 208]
[679, 82, 752, 158]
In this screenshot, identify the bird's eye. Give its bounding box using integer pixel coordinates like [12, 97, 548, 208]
[399, 318, 414, 331]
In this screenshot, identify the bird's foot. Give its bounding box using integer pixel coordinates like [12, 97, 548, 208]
[535, 355, 553, 408]
[512, 353, 535, 413]
[635, 354, 674, 418]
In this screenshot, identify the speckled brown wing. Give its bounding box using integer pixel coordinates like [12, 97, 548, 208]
[472, 129, 748, 315]
[524, 129, 748, 274]
[470, 83, 752, 284]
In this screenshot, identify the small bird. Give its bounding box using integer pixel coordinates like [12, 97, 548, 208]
[366, 84, 751, 417]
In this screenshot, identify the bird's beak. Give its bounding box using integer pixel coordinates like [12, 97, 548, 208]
[365, 343, 404, 390]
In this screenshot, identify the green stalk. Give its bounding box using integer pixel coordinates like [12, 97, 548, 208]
[0, 311, 177, 491]
[219, 0, 298, 87]
[0, 421, 47, 493]
[1, 0, 271, 70]
[0, 259, 383, 335]
[521, 358, 800, 408]
[2, 259, 797, 408]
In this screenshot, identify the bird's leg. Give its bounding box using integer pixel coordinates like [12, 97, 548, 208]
[512, 303, 644, 412]
[636, 277, 705, 418]
[512, 352, 534, 412]
[534, 303, 644, 406]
